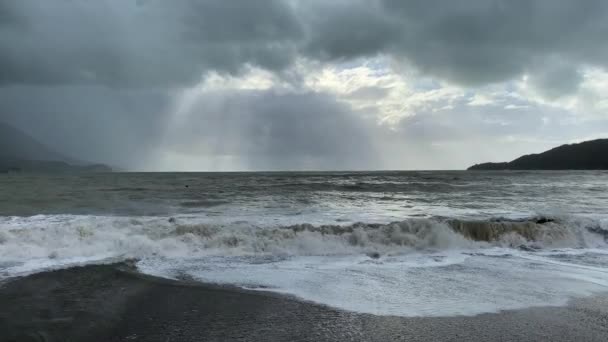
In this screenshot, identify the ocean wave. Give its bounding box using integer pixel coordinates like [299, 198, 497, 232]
[179, 200, 231, 208]
[263, 181, 469, 193]
[3, 214, 608, 316]
[0, 215, 606, 266]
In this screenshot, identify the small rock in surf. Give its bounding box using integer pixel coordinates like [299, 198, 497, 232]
[367, 252, 381, 259]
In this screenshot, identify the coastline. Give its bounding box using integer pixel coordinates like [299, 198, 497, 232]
[1, 263, 608, 341]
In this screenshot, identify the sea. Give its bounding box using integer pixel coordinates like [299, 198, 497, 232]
[1, 171, 608, 317]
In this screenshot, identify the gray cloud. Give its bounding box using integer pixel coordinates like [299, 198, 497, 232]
[1, 81, 606, 171]
[160, 90, 380, 171]
[527, 59, 582, 99]
[1, 0, 607, 170]
[2, 0, 607, 89]
[0, 85, 381, 171]
[299, 0, 402, 61]
[0, 0, 302, 86]
[0, 86, 170, 168]
[387, 98, 608, 168]
[323, 0, 608, 86]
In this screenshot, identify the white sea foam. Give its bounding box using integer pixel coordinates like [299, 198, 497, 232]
[2, 214, 604, 270]
[0, 215, 478, 264]
[2, 214, 608, 316]
[137, 250, 608, 317]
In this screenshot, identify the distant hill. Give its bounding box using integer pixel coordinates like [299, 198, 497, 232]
[468, 139, 608, 170]
[0, 123, 72, 162]
[0, 123, 111, 173]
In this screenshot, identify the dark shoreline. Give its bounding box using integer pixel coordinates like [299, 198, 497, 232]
[1, 264, 608, 342]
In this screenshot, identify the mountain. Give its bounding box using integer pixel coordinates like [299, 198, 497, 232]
[0, 123, 72, 162]
[0, 123, 111, 173]
[468, 139, 608, 170]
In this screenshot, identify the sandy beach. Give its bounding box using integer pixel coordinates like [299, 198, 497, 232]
[0, 263, 607, 342]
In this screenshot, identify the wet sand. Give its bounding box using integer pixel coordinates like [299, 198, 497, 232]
[1, 263, 608, 342]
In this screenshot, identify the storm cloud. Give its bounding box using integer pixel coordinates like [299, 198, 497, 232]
[1, 0, 607, 170]
[3, 0, 607, 88]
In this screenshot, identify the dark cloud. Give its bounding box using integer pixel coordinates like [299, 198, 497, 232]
[299, 0, 402, 61]
[527, 60, 582, 99]
[0, 1, 20, 27]
[0, 0, 302, 86]
[1, 0, 607, 89]
[325, 0, 608, 86]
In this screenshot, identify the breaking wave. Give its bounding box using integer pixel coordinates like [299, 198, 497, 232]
[1, 214, 606, 270]
[3, 214, 608, 316]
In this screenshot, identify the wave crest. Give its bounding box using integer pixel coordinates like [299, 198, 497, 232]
[1, 215, 606, 264]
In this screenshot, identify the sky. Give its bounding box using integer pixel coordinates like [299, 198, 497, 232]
[1, 0, 607, 171]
